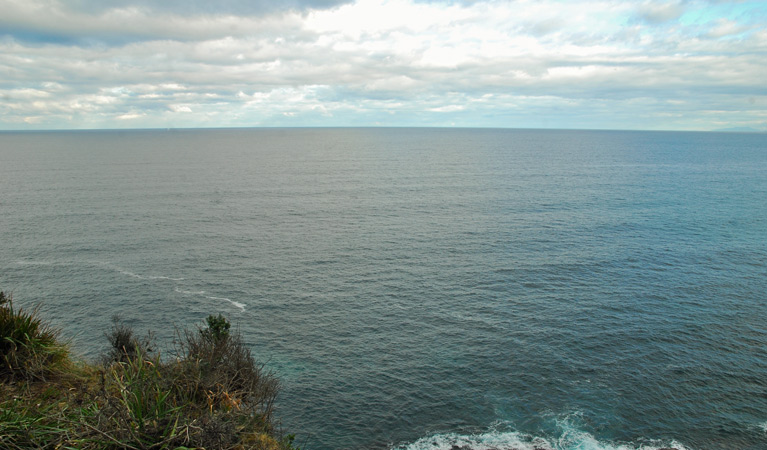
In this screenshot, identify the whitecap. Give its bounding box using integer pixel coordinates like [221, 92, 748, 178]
[393, 430, 547, 450]
[393, 428, 690, 450]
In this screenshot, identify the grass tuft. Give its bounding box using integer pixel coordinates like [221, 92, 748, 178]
[0, 292, 300, 450]
[0, 291, 69, 381]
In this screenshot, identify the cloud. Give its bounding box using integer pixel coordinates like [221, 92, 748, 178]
[637, 0, 685, 24]
[0, 0, 765, 130]
[69, 0, 353, 15]
[0, 0, 311, 44]
[706, 18, 750, 38]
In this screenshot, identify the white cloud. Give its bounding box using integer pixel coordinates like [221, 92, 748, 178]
[2, 88, 52, 99]
[429, 104, 465, 112]
[706, 18, 750, 38]
[116, 112, 145, 120]
[0, 0, 765, 130]
[170, 105, 193, 113]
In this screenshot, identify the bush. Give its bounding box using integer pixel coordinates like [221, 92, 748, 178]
[85, 313, 281, 449]
[0, 290, 290, 449]
[0, 291, 69, 381]
[95, 347, 185, 448]
[102, 315, 153, 364]
[175, 314, 280, 426]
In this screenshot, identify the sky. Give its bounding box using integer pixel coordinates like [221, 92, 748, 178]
[1, 0, 765, 131]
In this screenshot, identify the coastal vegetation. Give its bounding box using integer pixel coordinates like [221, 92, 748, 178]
[0, 291, 299, 450]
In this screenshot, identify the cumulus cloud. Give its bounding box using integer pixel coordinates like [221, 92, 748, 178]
[0, 0, 765, 130]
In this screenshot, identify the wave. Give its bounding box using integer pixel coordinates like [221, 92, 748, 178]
[393, 425, 690, 450]
[394, 430, 547, 450]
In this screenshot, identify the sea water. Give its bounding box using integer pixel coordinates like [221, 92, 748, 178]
[1, 128, 766, 450]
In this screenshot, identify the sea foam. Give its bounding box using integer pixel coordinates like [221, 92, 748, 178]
[174, 288, 246, 311]
[206, 295, 246, 311]
[394, 429, 690, 450]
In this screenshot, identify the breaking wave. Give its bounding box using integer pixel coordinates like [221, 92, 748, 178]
[394, 421, 690, 450]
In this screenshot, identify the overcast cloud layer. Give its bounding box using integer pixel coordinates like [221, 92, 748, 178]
[1, 0, 765, 130]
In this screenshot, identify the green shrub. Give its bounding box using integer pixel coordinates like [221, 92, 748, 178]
[0, 291, 69, 381]
[203, 313, 231, 342]
[88, 314, 281, 449]
[1, 290, 291, 450]
[175, 315, 280, 426]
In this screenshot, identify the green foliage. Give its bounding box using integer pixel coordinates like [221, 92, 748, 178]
[96, 348, 187, 448]
[88, 315, 281, 449]
[203, 313, 231, 342]
[0, 398, 62, 449]
[176, 314, 280, 426]
[282, 433, 302, 450]
[0, 291, 69, 381]
[0, 290, 293, 449]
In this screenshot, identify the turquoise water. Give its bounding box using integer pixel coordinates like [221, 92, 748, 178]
[1, 128, 766, 449]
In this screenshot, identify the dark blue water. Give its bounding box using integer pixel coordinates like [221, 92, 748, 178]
[1, 128, 766, 450]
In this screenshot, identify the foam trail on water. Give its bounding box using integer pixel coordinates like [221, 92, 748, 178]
[119, 268, 143, 279]
[99, 262, 184, 281]
[174, 288, 246, 311]
[118, 268, 184, 281]
[145, 275, 185, 281]
[175, 288, 206, 296]
[206, 295, 246, 311]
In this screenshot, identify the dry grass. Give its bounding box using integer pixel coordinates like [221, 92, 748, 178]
[0, 292, 297, 450]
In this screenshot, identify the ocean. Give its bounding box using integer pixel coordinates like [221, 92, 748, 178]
[1, 128, 766, 449]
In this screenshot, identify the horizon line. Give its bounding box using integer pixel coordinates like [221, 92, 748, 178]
[2, 125, 765, 134]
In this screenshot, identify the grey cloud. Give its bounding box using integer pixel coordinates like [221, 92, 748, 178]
[66, 0, 353, 16]
[637, 0, 685, 24]
[0, 1, 316, 45]
[526, 17, 567, 37]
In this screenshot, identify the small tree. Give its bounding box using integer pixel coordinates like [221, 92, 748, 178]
[202, 313, 231, 342]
